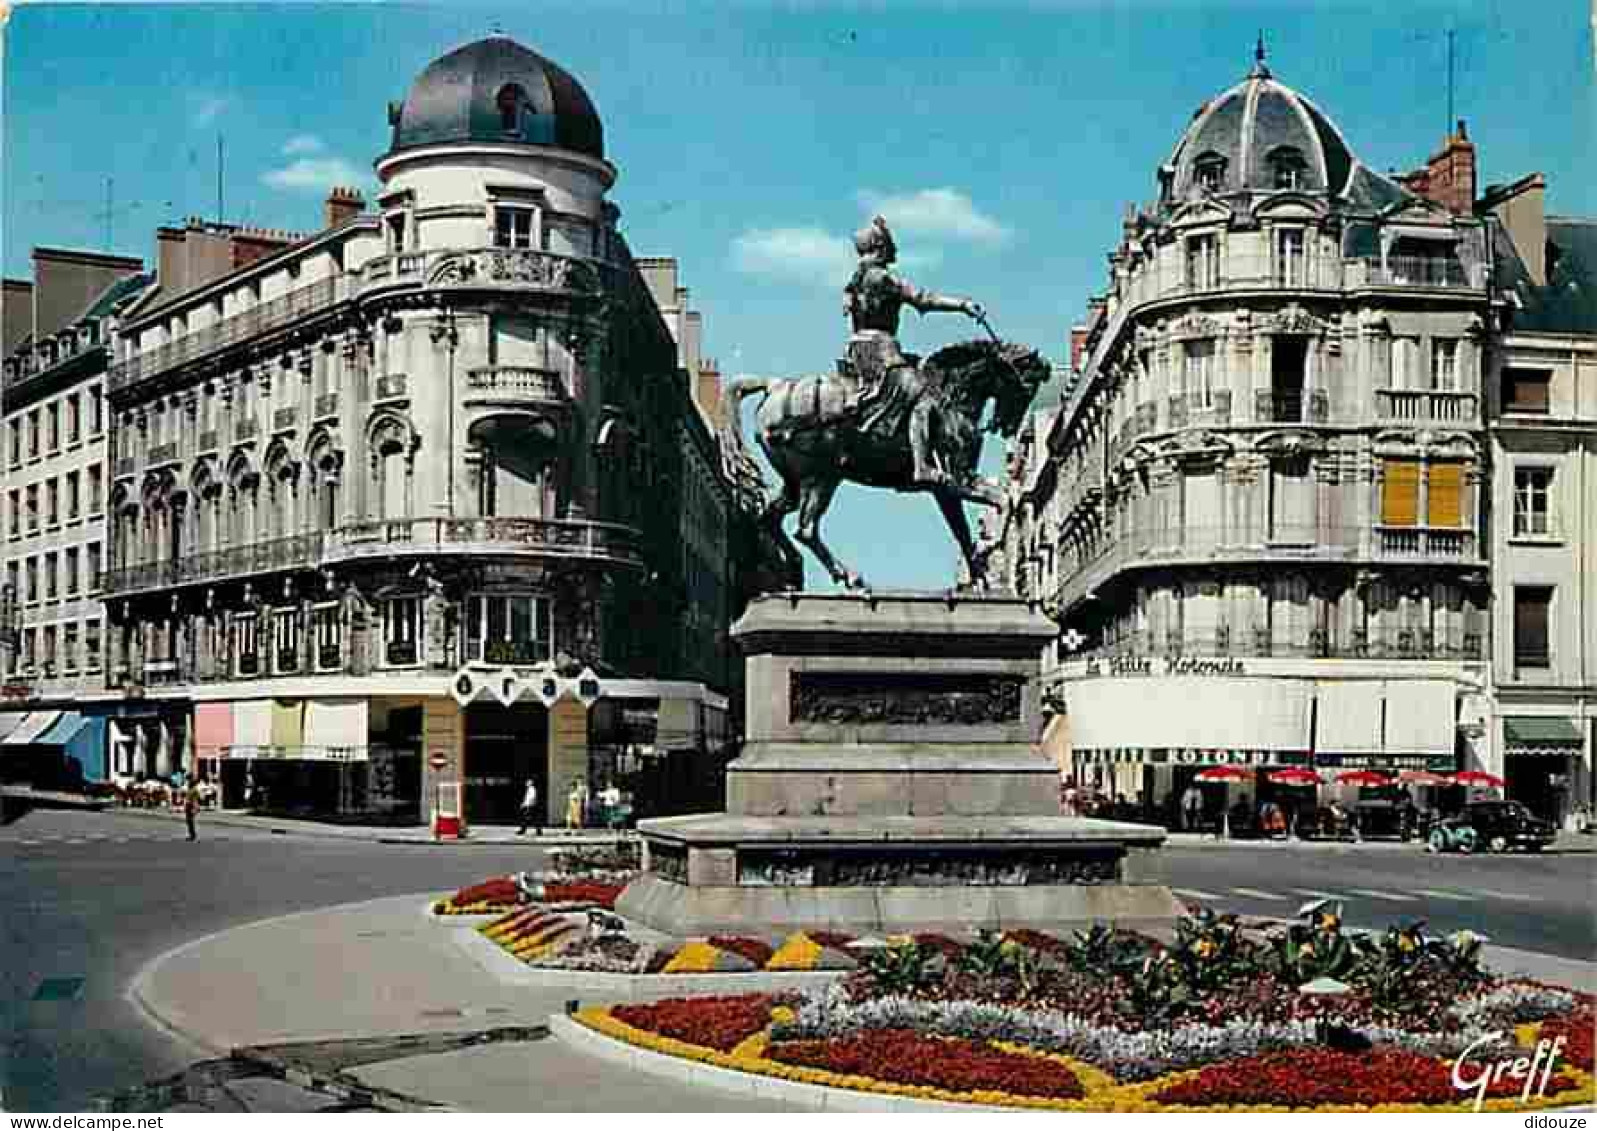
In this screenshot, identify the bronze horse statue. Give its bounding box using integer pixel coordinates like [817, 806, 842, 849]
[724, 338, 1047, 590]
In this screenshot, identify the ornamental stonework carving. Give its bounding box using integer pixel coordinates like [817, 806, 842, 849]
[789, 672, 1024, 726]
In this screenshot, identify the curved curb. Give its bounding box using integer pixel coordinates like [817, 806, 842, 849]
[127, 891, 455, 1059]
[548, 1013, 990, 1112]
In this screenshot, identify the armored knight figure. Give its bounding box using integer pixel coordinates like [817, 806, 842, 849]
[843, 216, 983, 416]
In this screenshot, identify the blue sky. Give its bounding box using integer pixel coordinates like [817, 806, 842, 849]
[5, 1, 1592, 588]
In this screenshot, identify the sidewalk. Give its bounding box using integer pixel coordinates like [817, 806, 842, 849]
[112, 805, 637, 846]
[1161, 829, 1594, 854]
[131, 893, 786, 1111]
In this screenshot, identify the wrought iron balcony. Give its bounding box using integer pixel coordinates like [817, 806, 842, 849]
[1359, 255, 1479, 289]
[1374, 525, 1475, 560]
[109, 275, 349, 393]
[102, 532, 326, 595]
[324, 515, 643, 570]
[1254, 389, 1329, 424]
[1375, 389, 1478, 425]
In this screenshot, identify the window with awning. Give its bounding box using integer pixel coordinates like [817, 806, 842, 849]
[1503, 716, 1583, 756]
[304, 699, 369, 761]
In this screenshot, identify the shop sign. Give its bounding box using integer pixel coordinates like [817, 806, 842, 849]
[1083, 656, 1247, 678]
[450, 668, 479, 708]
[491, 670, 521, 708]
[1313, 752, 1454, 772]
[1076, 747, 1307, 767]
[574, 667, 602, 708]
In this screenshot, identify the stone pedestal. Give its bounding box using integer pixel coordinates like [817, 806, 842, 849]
[618, 591, 1182, 936]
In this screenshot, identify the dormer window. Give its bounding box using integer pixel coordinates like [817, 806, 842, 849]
[1194, 151, 1227, 193]
[493, 206, 536, 250]
[496, 83, 527, 134]
[1269, 146, 1307, 190]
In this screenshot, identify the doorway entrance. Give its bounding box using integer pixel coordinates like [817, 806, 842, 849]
[464, 703, 548, 824]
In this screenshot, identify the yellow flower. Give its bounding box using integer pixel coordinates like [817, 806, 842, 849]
[769, 1005, 797, 1026]
[662, 940, 722, 974]
[1318, 913, 1340, 932]
[1195, 939, 1218, 959]
[767, 932, 824, 971]
[1300, 942, 1315, 957]
[1398, 933, 1419, 953]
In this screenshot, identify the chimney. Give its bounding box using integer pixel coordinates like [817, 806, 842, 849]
[1400, 120, 1476, 216]
[695, 358, 724, 430]
[324, 186, 365, 229]
[1481, 173, 1547, 286]
[1069, 325, 1090, 373]
[156, 226, 188, 298]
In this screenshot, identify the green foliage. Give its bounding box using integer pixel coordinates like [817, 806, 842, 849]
[1267, 904, 1358, 984]
[1170, 908, 1262, 992]
[861, 938, 940, 994]
[1064, 924, 1150, 976]
[1120, 951, 1192, 1026]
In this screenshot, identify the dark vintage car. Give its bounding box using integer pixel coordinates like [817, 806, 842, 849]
[1458, 800, 1557, 852]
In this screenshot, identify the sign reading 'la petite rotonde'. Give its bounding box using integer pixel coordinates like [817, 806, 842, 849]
[1083, 656, 1247, 678]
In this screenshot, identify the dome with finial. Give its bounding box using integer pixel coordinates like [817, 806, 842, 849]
[1158, 38, 1403, 211]
[387, 35, 604, 160]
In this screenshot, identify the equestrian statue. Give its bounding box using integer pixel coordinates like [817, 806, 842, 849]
[723, 215, 1048, 590]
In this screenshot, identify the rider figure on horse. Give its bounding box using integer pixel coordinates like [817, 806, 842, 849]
[843, 216, 983, 484]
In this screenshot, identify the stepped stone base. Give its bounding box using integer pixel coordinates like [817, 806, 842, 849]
[619, 592, 1181, 938]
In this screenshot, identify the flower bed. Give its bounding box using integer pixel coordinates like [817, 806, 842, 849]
[543, 880, 626, 908]
[569, 908, 1597, 1112]
[432, 875, 525, 916]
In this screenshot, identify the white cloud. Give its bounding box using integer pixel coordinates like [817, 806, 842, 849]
[190, 93, 230, 128]
[731, 226, 854, 288]
[262, 156, 366, 193]
[282, 134, 325, 156]
[857, 188, 1012, 245]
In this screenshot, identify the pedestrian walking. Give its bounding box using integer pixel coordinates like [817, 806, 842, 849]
[566, 780, 587, 829]
[517, 779, 540, 836]
[1181, 783, 1203, 832]
[183, 783, 200, 842]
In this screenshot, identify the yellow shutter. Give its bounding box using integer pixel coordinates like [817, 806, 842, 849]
[1381, 460, 1420, 526]
[1427, 462, 1464, 528]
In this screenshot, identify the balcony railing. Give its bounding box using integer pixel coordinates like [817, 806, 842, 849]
[358, 248, 603, 299]
[324, 515, 643, 569]
[109, 275, 349, 393]
[1374, 526, 1475, 559]
[1254, 388, 1329, 424]
[100, 514, 646, 597]
[1375, 389, 1479, 424]
[1070, 627, 1485, 664]
[1360, 255, 1477, 289]
[464, 366, 568, 403]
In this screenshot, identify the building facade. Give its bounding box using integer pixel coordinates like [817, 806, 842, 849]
[1, 249, 149, 785]
[1478, 175, 1595, 825]
[92, 36, 790, 824]
[995, 53, 1497, 817]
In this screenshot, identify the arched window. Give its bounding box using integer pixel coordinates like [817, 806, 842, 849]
[1268, 146, 1307, 190]
[1193, 151, 1227, 193]
[495, 84, 526, 133]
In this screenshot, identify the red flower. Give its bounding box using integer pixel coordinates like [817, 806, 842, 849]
[769, 1029, 1084, 1100]
[1151, 1047, 1576, 1107]
[544, 881, 625, 908]
[1541, 1007, 1595, 1072]
[451, 877, 521, 905]
[613, 994, 779, 1053]
[810, 930, 856, 950]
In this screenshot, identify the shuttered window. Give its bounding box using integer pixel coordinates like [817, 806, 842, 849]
[1513, 587, 1552, 669]
[1426, 462, 1464, 528]
[1381, 460, 1420, 526]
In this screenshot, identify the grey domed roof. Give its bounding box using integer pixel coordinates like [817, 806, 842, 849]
[388, 36, 604, 160]
[1161, 53, 1372, 206]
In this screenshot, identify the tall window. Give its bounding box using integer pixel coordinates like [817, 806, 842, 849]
[313, 603, 341, 672]
[46, 404, 60, 452]
[88, 386, 103, 435]
[495, 83, 527, 132]
[1380, 459, 1421, 526]
[27, 411, 38, 457]
[24, 484, 37, 532]
[1502, 367, 1551, 414]
[1389, 337, 1421, 390]
[382, 596, 421, 666]
[1427, 462, 1464, 527]
[464, 594, 551, 665]
[45, 479, 58, 527]
[272, 608, 300, 673]
[385, 213, 407, 254]
[85, 619, 102, 671]
[494, 206, 536, 249]
[66, 471, 80, 520]
[235, 613, 260, 676]
[44, 553, 58, 601]
[1274, 228, 1306, 286]
[6, 489, 17, 539]
[8, 420, 19, 467]
[1185, 234, 1219, 290]
[88, 465, 103, 514]
[1513, 587, 1552, 670]
[86, 542, 101, 592]
[1183, 340, 1217, 408]
[63, 623, 78, 672]
[1513, 467, 1554, 536]
[65, 548, 80, 595]
[1430, 338, 1458, 390]
[25, 558, 37, 603]
[66, 394, 81, 444]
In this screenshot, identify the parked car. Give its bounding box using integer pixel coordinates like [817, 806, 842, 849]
[1457, 800, 1556, 853]
[1426, 815, 1479, 854]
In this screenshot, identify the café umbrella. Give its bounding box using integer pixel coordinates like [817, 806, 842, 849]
[1268, 768, 1324, 787]
[1398, 770, 1450, 786]
[1195, 765, 1254, 783]
[1451, 770, 1506, 789]
[1336, 769, 1391, 787]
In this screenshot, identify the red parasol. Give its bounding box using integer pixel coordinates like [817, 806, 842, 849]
[1268, 768, 1324, 786]
[1398, 770, 1450, 786]
[1450, 770, 1506, 789]
[1195, 765, 1254, 783]
[1335, 769, 1391, 787]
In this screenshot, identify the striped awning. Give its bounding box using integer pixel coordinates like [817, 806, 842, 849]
[1, 711, 61, 746]
[1504, 716, 1582, 756]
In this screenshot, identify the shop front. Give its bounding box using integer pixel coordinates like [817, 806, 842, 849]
[1502, 715, 1586, 825]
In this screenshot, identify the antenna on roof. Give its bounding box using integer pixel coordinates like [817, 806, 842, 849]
[1250, 31, 1271, 78]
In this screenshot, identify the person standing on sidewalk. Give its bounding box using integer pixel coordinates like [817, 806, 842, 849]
[517, 779, 540, 837]
[183, 783, 200, 842]
[1181, 783, 1203, 832]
